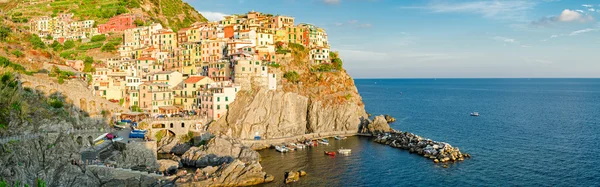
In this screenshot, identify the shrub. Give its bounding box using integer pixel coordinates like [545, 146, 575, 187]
[77, 42, 103, 50]
[101, 43, 117, 52]
[48, 99, 64, 108]
[315, 63, 334, 72]
[63, 40, 75, 50]
[57, 77, 65, 84]
[134, 19, 145, 26]
[90, 35, 106, 42]
[29, 35, 46, 49]
[0, 26, 10, 41]
[50, 41, 63, 51]
[268, 62, 280, 68]
[59, 50, 77, 59]
[283, 71, 300, 83]
[332, 58, 343, 70]
[11, 50, 24, 58]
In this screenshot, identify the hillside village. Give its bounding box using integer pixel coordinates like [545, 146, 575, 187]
[27, 10, 336, 121]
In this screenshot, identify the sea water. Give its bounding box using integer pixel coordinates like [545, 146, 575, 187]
[258, 79, 600, 186]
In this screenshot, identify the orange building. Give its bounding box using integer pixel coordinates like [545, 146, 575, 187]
[224, 25, 234, 39]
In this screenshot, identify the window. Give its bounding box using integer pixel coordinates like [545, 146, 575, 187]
[217, 97, 220, 102]
[226, 105, 229, 109]
[217, 105, 220, 110]
[242, 67, 245, 71]
[181, 123, 185, 128]
[225, 97, 228, 101]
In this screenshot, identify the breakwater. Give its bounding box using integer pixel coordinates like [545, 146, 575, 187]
[373, 131, 470, 163]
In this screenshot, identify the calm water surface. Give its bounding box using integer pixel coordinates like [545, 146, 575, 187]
[258, 79, 600, 186]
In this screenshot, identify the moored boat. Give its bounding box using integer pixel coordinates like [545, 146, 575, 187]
[334, 136, 347, 140]
[338, 148, 351, 154]
[318, 140, 329, 145]
[324, 151, 336, 156]
[470, 112, 479, 116]
[296, 144, 306, 149]
[275, 146, 289, 153]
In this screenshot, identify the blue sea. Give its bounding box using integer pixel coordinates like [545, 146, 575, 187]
[258, 79, 600, 186]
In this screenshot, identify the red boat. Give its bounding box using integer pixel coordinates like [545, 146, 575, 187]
[324, 151, 336, 156]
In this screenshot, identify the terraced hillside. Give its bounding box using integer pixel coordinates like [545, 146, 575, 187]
[0, 0, 207, 31]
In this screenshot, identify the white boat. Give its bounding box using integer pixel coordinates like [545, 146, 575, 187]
[296, 144, 306, 149]
[470, 112, 479, 116]
[338, 148, 352, 154]
[275, 146, 289, 153]
[334, 136, 347, 140]
[93, 133, 109, 142]
[318, 140, 329, 145]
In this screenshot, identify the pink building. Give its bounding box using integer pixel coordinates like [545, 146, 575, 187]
[97, 14, 140, 34]
[66, 60, 84, 72]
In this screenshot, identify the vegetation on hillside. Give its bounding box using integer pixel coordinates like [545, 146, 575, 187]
[3, 0, 207, 31]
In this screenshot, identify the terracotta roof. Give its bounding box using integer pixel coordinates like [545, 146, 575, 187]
[184, 76, 207, 84]
[138, 57, 156, 61]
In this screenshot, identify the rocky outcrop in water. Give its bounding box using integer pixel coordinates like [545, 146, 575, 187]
[284, 170, 307, 184]
[209, 89, 368, 139]
[360, 115, 393, 135]
[178, 159, 272, 187]
[176, 137, 271, 186]
[374, 131, 471, 163]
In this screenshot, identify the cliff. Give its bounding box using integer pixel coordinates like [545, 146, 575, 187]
[209, 45, 368, 140]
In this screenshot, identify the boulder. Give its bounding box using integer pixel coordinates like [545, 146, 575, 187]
[299, 170, 307, 177]
[284, 171, 300, 184]
[157, 159, 180, 172]
[362, 115, 393, 134]
[384, 114, 396, 123]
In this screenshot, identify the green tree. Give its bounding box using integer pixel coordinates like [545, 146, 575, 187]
[50, 41, 63, 51]
[29, 35, 47, 49]
[101, 43, 117, 52]
[63, 40, 75, 50]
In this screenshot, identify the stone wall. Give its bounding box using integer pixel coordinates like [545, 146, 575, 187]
[18, 74, 128, 116]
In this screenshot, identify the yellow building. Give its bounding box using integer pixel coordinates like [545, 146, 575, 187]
[174, 76, 215, 111]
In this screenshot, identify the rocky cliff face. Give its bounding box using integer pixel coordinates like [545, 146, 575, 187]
[209, 89, 367, 140]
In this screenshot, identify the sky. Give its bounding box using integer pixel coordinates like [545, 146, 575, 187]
[185, 0, 600, 78]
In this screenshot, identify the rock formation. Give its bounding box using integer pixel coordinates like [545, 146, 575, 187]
[360, 115, 393, 135]
[209, 89, 368, 140]
[176, 137, 271, 186]
[374, 131, 471, 163]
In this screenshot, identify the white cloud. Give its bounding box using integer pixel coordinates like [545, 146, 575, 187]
[569, 28, 598, 36]
[199, 11, 228, 22]
[334, 22, 344, 26]
[531, 9, 594, 26]
[588, 8, 596, 12]
[348, 20, 358, 24]
[322, 0, 341, 5]
[582, 4, 593, 8]
[493, 36, 518, 43]
[401, 1, 537, 21]
[557, 9, 594, 22]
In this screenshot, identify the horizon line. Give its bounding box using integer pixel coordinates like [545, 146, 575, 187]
[353, 77, 600, 79]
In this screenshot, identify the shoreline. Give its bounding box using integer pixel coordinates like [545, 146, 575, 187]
[237, 130, 359, 150]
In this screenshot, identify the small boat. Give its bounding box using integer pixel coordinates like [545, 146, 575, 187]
[334, 136, 347, 140]
[324, 151, 336, 156]
[287, 144, 297, 151]
[338, 148, 351, 154]
[275, 146, 289, 153]
[318, 140, 329, 145]
[470, 112, 479, 116]
[295, 143, 306, 149]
